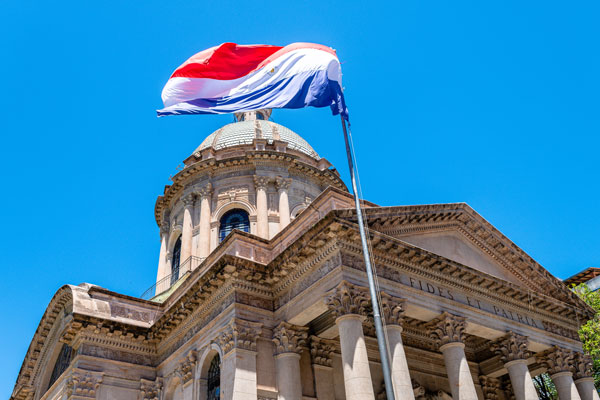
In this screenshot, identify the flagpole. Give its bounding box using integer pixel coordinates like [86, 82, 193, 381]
[340, 115, 395, 400]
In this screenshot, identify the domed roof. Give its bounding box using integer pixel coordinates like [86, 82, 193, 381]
[195, 119, 320, 160]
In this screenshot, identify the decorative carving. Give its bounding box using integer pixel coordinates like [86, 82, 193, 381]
[175, 350, 197, 384]
[427, 312, 466, 347]
[325, 281, 370, 319]
[537, 345, 575, 375]
[213, 318, 262, 355]
[253, 175, 270, 190]
[573, 352, 594, 380]
[160, 220, 170, 235]
[490, 332, 529, 363]
[275, 177, 292, 191]
[272, 322, 308, 355]
[502, 377, 516, 400]
[182, 194, 195, 206]
[140, 378, 162, 400]
[309, 336, 336, 367]
[65, 369, 103, 399]
[479, 376, 501, 400]
[380, 292, 405, 326]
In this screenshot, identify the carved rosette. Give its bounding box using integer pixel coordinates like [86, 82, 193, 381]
[537, 346, 576, 376]
[325, 281, 370, 320]
[427, 312, 466, 348]
[65, 369, 103, 399]
[254, 175, 270, 190]
[573, 352, 594, 380]
[214, 318, 263, 355]
[140, 378, 162, 400]
[175, 350, 197, 384]
[275, 177, 291, 191]
[490, 332, 529, 363]
[309, 336, 336, 367]
[479, 376, 501, 400]
[273, 322, 308, 355]
[380, 292, 405, 326]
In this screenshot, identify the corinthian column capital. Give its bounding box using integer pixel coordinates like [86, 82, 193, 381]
[309, 336, 336, 367]
[175, 350, 197, 384]
[490, 332, 530, 363]
[275, 177, 292, 191]
[182, 193, 195, 206]
[427, 312, 467, 348]
[537, 345, 576, 376]
[253, 175, 270, 189]
[213, 318, 262, 355]
[573, 352, 594, 380]
[272, 322, 308, 355]
[325, 281, 370, 320]
[196, 182, 213, 198]
[380, 292, 405, 327]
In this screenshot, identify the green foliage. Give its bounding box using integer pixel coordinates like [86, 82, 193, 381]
[572, 283, 600, 390]
[533, 373, 557, 400]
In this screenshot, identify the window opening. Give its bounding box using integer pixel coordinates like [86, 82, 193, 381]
[207, 354, 221, 400]
[47, 344, 73, 390]
[219, 209, 250, 242]
[171, 236, 182, 286]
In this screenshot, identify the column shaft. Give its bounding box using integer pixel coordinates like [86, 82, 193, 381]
[156, 231, 169, 285]
[505, 360, 539, 400]
[198, 194, 211, 259]
[221, 349, 258, 400]
[255, 181, 269, 238]
[440, 342, 478, 400]
[275, 353, 302, 400]
[337, 314, 375, 400]
[278, 188, 290, 230]
[181, 197, 194, 262]
[313, 365, 335, 400]
[552, 372, 582, 400]
[385, 325, 415, 400]
[575, 378, 600, 400]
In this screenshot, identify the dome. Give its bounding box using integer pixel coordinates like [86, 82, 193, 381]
[195, 119, 320, 160]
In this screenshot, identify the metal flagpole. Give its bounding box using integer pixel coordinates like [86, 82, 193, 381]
[340, 115, 396, 400]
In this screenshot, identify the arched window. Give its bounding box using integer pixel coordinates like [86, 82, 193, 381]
[207, 355, 221, 400]
[219, 209, 250, 242]
[171, 236, 182, 286]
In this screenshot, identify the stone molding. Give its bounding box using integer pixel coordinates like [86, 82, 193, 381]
[175, 350, 197, 384]
[272, 322, 308, 355]
[427, 312, 466, 348]
[537, 345, 576, 376]
[380, 292, 405, 326]
[479, 376, 501, 400]
[325, 281, 370, 320]
[213, 318, 262, 355]
[573, 352, 594, 380]
[309, 336, 336, 367]
[490, 332, 529, 363]
[140, 378, 163, 400]
[65, 369, 103, 399]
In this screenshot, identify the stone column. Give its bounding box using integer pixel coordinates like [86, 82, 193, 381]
[380, 293, 414, 400]
[326, 281, 375, 400]
[272, 322, 309, 400]
[176, 351, 197, 400]
[310, 336, 337, 400]
[197, 184, 212, 259]
[254, 176, 270, 239]
[428, 312, 478, 400]
[479, 376, 501, 400]
[491, 332, 538, 400]
[538, 346, 581, 400]
[214, 318, 262, 400]
[181, 194, 195, 263]
[156, 220, 170, 285]
[276, 177, 292, 231]
[573, 353, 600, 400]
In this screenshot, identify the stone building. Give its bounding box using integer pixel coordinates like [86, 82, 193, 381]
[11, 110, 599, 400]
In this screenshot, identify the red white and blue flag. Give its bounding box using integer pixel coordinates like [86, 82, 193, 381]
[157, 42, 348, 119]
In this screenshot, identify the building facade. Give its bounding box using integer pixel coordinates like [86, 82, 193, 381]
[11, 110, 599, 400]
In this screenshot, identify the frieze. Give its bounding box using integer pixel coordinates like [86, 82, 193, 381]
[79, 343, 154, 366]
[110, 304, 153, 324]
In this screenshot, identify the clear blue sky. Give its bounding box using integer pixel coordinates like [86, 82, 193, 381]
[2, 0, 599, 393]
